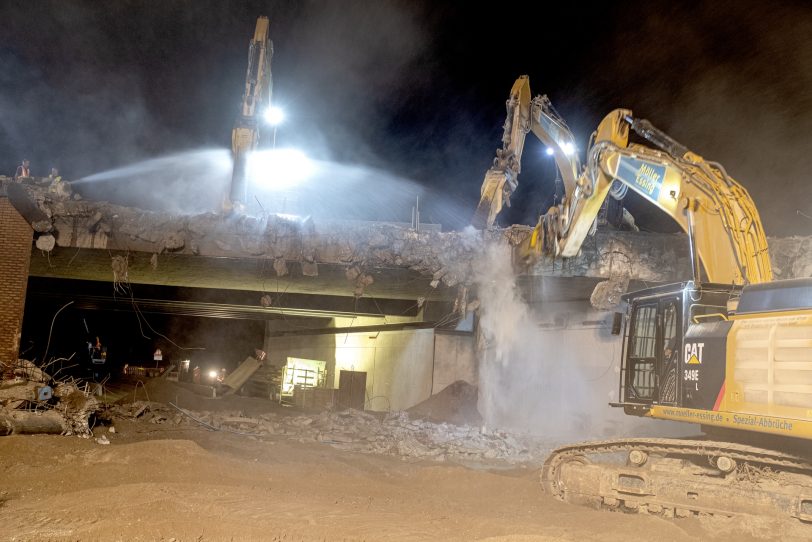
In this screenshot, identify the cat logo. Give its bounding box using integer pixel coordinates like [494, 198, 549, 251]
[684, 342, 704, 365]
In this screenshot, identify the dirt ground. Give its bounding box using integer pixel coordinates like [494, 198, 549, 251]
[0, 387, 808, 542]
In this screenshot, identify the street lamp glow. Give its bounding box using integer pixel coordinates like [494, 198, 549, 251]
[545, 147, 555, 156]
[264, 106, 284, 126]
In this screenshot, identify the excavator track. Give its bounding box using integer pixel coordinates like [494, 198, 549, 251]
[541, 437, 812, 522]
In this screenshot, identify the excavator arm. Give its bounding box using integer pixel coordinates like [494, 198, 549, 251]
[471, 76, 580, 229]
[528, 109, 772, 285]
[226, 16, 273, 213]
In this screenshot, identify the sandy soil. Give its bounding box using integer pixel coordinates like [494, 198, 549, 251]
[0, 384, 806, 541]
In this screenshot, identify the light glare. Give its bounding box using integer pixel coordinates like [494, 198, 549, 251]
[562, 142, 575, 156]
[247, 148, 315, 190]
[264, 106, 284, 126]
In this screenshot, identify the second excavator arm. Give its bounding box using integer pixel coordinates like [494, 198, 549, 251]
[527, 108, 773, 285]
[471, 76, 581, 229]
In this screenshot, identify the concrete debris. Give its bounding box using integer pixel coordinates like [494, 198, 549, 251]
[111, 255, 129, 286]
[408, 380, 481, 426]
[116, 402, 549, 466]
[86, 211, 103, 232]
[162, 231, 185, 251]
[150, 253, 159, 270]
[353, 273, 374, 297]
[452, 286, 469, 318]
[35, 234, 56, 252]
[590, 273, 630, 310]
[301, 261, 318, 277]
[273, 257, 288, 277]
[0, 360, 101, 437]
[768, 236, 812, 279]
[345, 265, 361, 282]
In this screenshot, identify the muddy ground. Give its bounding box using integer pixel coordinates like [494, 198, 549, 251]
[0, 383, 807, 542]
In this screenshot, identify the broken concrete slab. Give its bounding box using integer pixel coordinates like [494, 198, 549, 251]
[7, 176, 812, 309]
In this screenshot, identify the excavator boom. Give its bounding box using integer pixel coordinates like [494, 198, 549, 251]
[471, 76, 580, 229]
[545, 110, 772, 285]
[227, 16, 273, 213]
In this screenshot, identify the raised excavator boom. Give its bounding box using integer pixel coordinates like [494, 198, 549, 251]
[471, 76, 580, 230]
[226, 16, 273, 214]
[528, 107, 772, 285]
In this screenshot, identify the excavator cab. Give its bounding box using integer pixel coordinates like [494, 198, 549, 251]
[615, 282, 737, 415]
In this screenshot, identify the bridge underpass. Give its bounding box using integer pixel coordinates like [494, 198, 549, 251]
[5, 178, 812, 415]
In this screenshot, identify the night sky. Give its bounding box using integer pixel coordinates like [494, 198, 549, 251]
[2, 0, 811, 234]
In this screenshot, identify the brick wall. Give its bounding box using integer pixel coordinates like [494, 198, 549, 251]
[0, 197, 33, 365]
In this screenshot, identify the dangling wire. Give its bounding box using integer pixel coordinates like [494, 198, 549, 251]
[43, 301, 75, 364]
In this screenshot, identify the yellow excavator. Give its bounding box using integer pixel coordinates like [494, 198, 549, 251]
[475, 75, 812, 521]
[225, 16, 273, 214]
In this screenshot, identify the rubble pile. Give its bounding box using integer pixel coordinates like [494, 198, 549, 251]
[407, 380, 482, 426]
[298, 409, 546, 464]
[114, 400, 549, 466]
[0, 359, 100, 437]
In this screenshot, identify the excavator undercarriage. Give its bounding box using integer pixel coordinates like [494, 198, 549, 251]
[542, 437, 812, 522]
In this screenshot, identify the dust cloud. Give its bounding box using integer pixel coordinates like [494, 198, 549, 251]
[472, 240, 688, 441]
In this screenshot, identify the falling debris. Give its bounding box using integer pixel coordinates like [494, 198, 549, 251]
[589, 273, 630, 310]
[111, 255, 129, 289]
[35, 234, 56, 252]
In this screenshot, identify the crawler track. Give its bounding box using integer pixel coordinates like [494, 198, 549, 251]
[541, 437, 812, 521]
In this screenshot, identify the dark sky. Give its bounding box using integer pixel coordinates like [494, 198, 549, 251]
[2, 0, 811, 234]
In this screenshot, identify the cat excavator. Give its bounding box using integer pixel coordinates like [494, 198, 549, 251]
[225, 15, 273, 214]
[475, 75, 812, 521]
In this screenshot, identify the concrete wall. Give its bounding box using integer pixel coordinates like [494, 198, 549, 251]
[0, 198, 32, 365]
[263, 318, 337, 384]
[263, 315, 474, 412]
[333, 322, 435, 412]
[432, 331, 476, 394]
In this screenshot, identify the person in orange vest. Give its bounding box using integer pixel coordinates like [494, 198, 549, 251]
[13, 159, 30, 181]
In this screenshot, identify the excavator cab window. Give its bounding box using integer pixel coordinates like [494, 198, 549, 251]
[624, 296, 682, 405]
[627, 303, 658, 400]
[657, 298, 681, 405]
